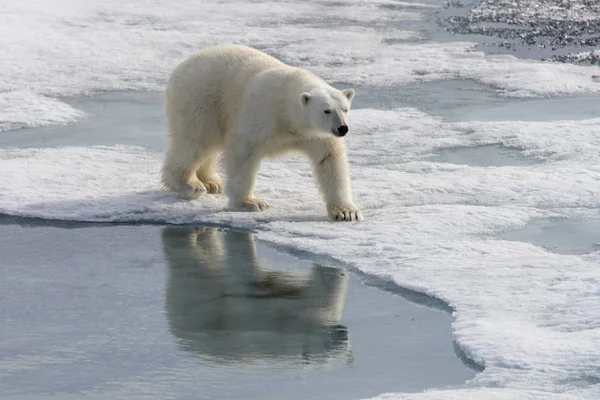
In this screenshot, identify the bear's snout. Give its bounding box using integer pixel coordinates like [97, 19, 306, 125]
[335, 125, 348, 137]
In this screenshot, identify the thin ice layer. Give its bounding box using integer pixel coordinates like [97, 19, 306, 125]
[0, 91, 87, 132]
[0, 107, 599, 399]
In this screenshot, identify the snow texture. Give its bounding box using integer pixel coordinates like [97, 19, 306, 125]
[2, 0, 600, 130]
[1, 0, 600, 399]
[0, 91, 87, 132]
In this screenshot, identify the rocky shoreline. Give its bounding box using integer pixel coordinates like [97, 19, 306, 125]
[439, 0, 600, 64]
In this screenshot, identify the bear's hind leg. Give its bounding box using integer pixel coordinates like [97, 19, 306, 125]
[196, 153, 223, 194]
[162, 140, 208, 200]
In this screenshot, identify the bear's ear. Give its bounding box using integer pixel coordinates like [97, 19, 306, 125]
[300, 92, 311, 105]
[342, 88, 355, 102]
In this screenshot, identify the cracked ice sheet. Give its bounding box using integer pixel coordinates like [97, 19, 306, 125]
[0, 107, 599, 399]
[2, 0, 600, 132]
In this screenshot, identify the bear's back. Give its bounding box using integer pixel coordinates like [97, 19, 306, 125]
[173, 45, 285, 86]
[166, 45, 290, 133]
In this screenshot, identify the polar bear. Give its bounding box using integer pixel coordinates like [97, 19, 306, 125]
[162, 45, 361, 221]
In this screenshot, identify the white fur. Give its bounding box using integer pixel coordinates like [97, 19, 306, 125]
[162, 45, 361, 221]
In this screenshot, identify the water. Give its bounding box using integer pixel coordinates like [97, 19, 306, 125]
[500, 217, 600, 255]
[0, 93, 165, 151]
[351, 81, 600, 122]
[435, 145, 537, 167]
[0, 222, 475, 399]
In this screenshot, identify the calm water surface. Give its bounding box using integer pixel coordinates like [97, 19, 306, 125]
[0, 222, 475, 399]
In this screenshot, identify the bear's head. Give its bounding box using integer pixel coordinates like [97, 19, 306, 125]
[299, 87, 355, 138]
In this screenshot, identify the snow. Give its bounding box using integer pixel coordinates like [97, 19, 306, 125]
[0, 91, 87, 132]
[1, 0, 600, 399]
[2, 0, 600, 130]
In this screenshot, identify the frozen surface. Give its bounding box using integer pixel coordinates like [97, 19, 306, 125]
[1, 0, 600, 399]
[3, 0, 600, 131]
[0, 223, 474, 399]
[0, 91, 87, 132]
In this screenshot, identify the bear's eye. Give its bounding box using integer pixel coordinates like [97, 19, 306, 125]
[342, 109, 348, 113]
[324, 110, 331, 114]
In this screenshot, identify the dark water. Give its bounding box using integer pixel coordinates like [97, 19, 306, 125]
[0, 222, 476, 399]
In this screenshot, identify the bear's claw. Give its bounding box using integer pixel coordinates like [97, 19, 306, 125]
[328, 204, 362, 222]
[203, 181, 223, 194]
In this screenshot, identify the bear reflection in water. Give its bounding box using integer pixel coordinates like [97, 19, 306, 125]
[161, 227, 351, 364]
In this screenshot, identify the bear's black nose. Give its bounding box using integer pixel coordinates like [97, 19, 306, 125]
[337, 125, 348, 136]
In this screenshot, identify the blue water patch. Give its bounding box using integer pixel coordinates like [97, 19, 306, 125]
[499, 217, 600, 255]
[345, 81, 600, 122]
[0, 92, 165, 151]
[434, 144, 539, 167]
[0, 221, 477, 399]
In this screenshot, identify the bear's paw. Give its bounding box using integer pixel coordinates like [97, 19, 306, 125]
[180, 182, 208, 200]
[327, 203, 362, 222]
[230, 198, 270, 212]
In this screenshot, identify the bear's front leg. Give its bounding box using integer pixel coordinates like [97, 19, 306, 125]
[224, 145, 269, 212]
[301, 138, 362, 221]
